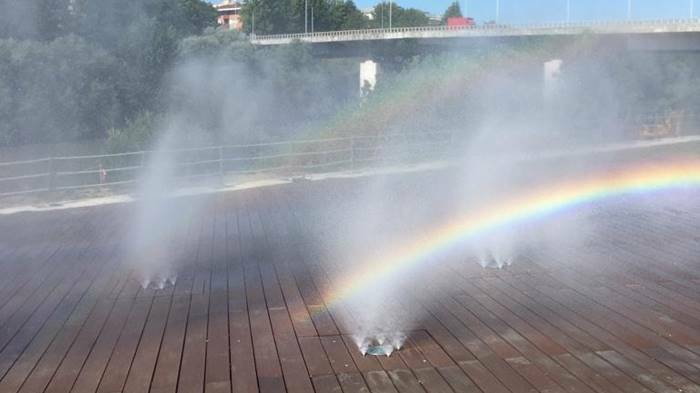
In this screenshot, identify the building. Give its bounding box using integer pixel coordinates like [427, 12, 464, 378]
[215, 0, 243, 31]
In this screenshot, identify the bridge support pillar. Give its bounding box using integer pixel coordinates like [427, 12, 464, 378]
[360, 60, 379, 97]
[543, 59, 563, 103]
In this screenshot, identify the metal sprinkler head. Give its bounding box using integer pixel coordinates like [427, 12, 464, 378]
[365, 344, 394, 357]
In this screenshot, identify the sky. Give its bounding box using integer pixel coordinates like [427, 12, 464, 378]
[354, 0, 695, 22]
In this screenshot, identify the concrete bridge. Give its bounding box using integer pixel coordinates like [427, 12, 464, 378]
[252, 19, 700, 97]
[251, 19, 700, 51]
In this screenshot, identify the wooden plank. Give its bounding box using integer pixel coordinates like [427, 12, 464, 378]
[363, 370, 399, 393]
[337, 372, 371, 393]
[412, 367, 455, 393]
[205, 209, 232, 393]
[0, 250, 121, 393]
[0, 250, 99, 373]
[320, 336, 358, 375]
[226, 206, 259, 393]
[553, 353, 626, 393]
[40, 297, 122, 393]
[35, 233, 133, 393]
[267, 308, 314, 393]
[386, 369, 425, 393]
[148, 295, 191, 393]
[596, 350, 678, 393]
[121, 295, 171, 393]
[573, 352, 654, 393]
[95, 296, 154, 393]
[502, 275, 700, 393]
[241, 205, 285, 393]
[312, 374, 343, 393]
[437, 365, 480, 393]
[643, 346, 700, 385]
[397, 339, 431, 370]
[299, 336, 334, 377]
[458, 360, 510, 393]
[176, 293, 209, 393]
[409, 330, 462, 368]
[44, 286, 132, 393]
[505, 357, 566, 393]
[483, 277, 610, 354]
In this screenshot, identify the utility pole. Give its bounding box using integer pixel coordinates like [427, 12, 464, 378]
[252, 10, 255, 36]
[311, 6, 314, 33]
[389, 1, 392, 29]
[305, 0, 308, 33]
[496, 0, 500, 22]
[566, 0, 571, 22]
[692, 0, 695, 18]
[380, 2, 384, 28]
[627, 0, 632, 20]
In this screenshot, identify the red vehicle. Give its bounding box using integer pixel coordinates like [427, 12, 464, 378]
[446, 17, 475, 27]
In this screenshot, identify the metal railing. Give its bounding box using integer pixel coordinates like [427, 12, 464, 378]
[251, 18, 700, 44]
[0, 132, 453, 198]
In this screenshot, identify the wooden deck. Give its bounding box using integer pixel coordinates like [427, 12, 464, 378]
[0, 169, 699, 393]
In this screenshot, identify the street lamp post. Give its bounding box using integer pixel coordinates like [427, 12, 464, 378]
[566, 0, 571, 22]
[305, 0, 308, 33]
[496, 0, 500, 22]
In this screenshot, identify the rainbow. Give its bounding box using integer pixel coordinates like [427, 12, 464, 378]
[321, 159, 700, 310]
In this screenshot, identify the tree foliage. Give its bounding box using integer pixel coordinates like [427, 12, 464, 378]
[0, 0, 216, 147]
[241, 0, 368, 35]
[369, 2, 431, 28]
[0, 36, 122, 145]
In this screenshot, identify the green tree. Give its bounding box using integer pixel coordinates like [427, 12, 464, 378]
[241, 0, 296, 35]
[0, 0, 73, 40]
[305, 0, 368, 32]
[328, 1, 367, 30]
[0, 36, 122, 146]
[371, 3, 430, 28]
[442, 1, 462, 23]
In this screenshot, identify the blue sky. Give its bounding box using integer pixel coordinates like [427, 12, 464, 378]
[353, 0, 695, 22]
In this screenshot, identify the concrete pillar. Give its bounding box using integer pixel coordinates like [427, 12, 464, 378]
[543, 59, 563, 103]
[360, 60, 379, 97]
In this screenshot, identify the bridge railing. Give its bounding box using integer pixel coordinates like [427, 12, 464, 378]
[251, 18, 700, 43]
[0, 131, 453, 198]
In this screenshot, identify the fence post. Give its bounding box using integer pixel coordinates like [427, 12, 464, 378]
[287, 142, 294, 172]
[218, 146, 224, 184]
[447, 130, 455, 161]
[47, 157, 56, 192]
[350, 137, 355, 170]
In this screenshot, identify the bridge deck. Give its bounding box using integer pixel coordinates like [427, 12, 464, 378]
[250, 19, 700, 45]
[0, 171, 699, 393]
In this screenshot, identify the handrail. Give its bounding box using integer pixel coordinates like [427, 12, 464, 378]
[251, 18, 700, 43]
[1, 122, 694, 198]
[0, 131, 453, 198]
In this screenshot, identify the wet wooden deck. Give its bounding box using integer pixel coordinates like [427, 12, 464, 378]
[0, 171, 699, 393]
